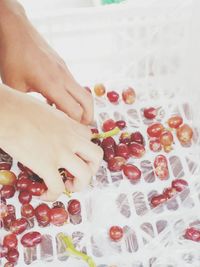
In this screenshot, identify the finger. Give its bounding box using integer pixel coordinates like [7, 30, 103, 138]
[30, 76, 92, 138]
[60, 152, 92, 192]
[40, 168, 65, 201]
[63, 77, 94, 125]
[34, 80, 84, 122]
[49, 89, 84, 122]
[74, 139, 103, 175]
[68, 117, 92, 140]
[64, 174, 92, 193]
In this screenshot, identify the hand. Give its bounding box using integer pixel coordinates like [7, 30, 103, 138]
[0, 0, 93, 124]
[0, 84, 103, 201]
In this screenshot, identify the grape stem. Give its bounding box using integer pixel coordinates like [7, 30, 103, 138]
[63, 190, 72, 198]
[58, 233, 96, 267]
[92, 127, 120, 139]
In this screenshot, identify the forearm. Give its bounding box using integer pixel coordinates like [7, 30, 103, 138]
[0, 0, 25, 21]
[0, 0, 27, 46]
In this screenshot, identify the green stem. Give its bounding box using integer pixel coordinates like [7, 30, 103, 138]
[92, 127, 120, 139]
[58, 233, 96, 267]
[63, 190, 72, 198]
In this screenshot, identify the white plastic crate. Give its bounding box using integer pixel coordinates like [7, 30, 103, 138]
[29, 0, 200, 114]
[1, 86, 200, 267]
[1, 1, 200, 267]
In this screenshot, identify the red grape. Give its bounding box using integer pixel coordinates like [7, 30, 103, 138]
[154, 155, 168, 168]
[59, 168, 74, 183]
[91, 138, 101, 146]
[52, 201, 65, 209]
[0, 202, 8, 218]
[149, 139, 162, 152]
[109, 226, 123, 241]
[6, 205, 15, 217]
[17, 162, 35, 175]
[1, 197, 6, 204]
[177, 124, 193, 145]
[35, 204, 51, 226]
[122, 87, 136, 104]
[116, 120, 126, 130]
[159, 130, 173, 146]
[17, 164, 43, 183]
[154, 166, 169, 180]
[171, 179, 188, 192]
[123, 164, 141, 181]
[107, 91, 119, 103]
[103, 147, 115, 162]
[21, 204, 35, 219]
[0, 171, 16, 186]
[163, 187, 177, 199]
[144, 107, 157, 119]
[67, 199, 81, 215]
[163, 145, 173, 153]
[3, 215, 15, 231]
[168, 115, 183, 129]
[0, 245, 8, 258]
[0, 185, 15, 199]
[10, 218, 28, 235]
[17, 162, 25, 171]
[0, 149, 12, 171]
[119, 132, 131, 145]
[17, 171, 29, 180]
[64, 169, 74, 179]
[130, 132, 144, 145]
[28, 181, 47, 196]
[101, 137, 116, 149]
[147, 123, 164, 138]
[94, 84, 106, 96]
[3, 234, 18, 250]
[108, 156, 126, 172]
[115, 143, 130, 159]
[4, 262, 14, 267]
[91, 128, 99, 134]
[184, 227, 200, 242]
[16, 177, 31, 191]
[6, 249, 19, 263]
[21, 232, 42, 248]
[102, 119, 116, 132]
[154, 154, 169, 179]
[50, 207, 68, 226]
[150, 194, 167, 207]
[18, 191, 32, 204]
[128, 142, 145, 158]
[28, 173, 44, 183]
[0, 163, 12, 171]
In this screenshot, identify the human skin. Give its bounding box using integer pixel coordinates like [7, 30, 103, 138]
[0, 0, 103, 201]
[0, 84, 103, 201]
[0, 0, 93, 124]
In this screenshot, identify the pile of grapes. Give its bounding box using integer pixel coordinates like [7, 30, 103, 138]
[0, 84, 198, 267]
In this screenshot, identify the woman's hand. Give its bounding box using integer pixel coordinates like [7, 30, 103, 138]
[0, 0, 93, 124]
[0, 84, 103, 201]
